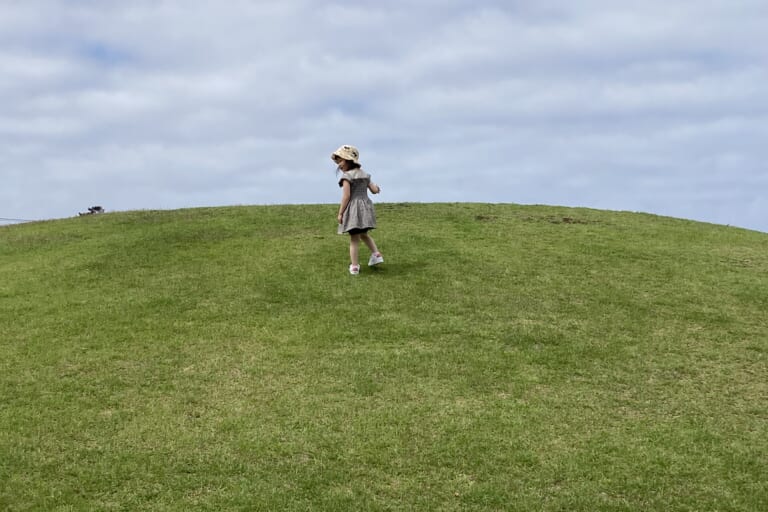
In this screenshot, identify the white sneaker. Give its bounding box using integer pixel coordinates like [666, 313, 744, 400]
[349, 264, 360, 275]
[368, 252, 384, 266]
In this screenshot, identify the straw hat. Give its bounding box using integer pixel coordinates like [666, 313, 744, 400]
[331, 144, 360, 164]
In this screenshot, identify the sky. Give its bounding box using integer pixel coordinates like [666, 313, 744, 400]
[2, 0, 767, 232]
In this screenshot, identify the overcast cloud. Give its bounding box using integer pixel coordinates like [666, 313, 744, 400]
[2, 0, 767, 232]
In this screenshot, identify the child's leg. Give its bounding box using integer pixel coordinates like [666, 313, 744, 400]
[360, 233, 380, 255]
[349, 234, 361, 266]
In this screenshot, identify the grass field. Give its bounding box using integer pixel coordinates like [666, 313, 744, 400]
[1, 203, 766, 511]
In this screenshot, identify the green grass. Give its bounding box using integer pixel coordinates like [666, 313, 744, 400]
[1, 203, 766, 511]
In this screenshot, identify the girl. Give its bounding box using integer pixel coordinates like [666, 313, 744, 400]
[332, 144, 384, 275]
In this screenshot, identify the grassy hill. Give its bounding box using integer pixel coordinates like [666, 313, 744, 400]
[1, 203, 766, 511]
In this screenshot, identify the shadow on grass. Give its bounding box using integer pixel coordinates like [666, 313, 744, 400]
[352, 261, 421, 278]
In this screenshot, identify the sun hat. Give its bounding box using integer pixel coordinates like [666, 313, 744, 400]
[331, 144, 360, 164]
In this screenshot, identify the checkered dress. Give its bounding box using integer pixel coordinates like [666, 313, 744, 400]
[338, 169, 377, 234]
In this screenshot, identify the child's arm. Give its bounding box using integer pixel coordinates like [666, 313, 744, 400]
[368, 182, 381, 194]
[337, 180, 351, 223]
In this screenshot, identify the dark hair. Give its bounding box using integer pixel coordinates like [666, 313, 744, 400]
[335, 158, 360, 169]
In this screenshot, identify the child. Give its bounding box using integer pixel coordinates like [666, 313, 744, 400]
[331, 144, 384, 275]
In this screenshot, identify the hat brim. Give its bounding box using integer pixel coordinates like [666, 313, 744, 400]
[331, 152, 358, 164]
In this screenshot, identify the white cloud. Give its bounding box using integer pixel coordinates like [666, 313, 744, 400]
[1, 0, 767, 232]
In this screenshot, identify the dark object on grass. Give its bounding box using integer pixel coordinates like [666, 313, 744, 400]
[79, 206, 105, 216]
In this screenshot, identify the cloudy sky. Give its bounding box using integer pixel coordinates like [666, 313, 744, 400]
[2, 0, 767, 232]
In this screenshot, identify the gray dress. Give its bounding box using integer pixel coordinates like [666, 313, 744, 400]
[338, 168, 377, 234]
